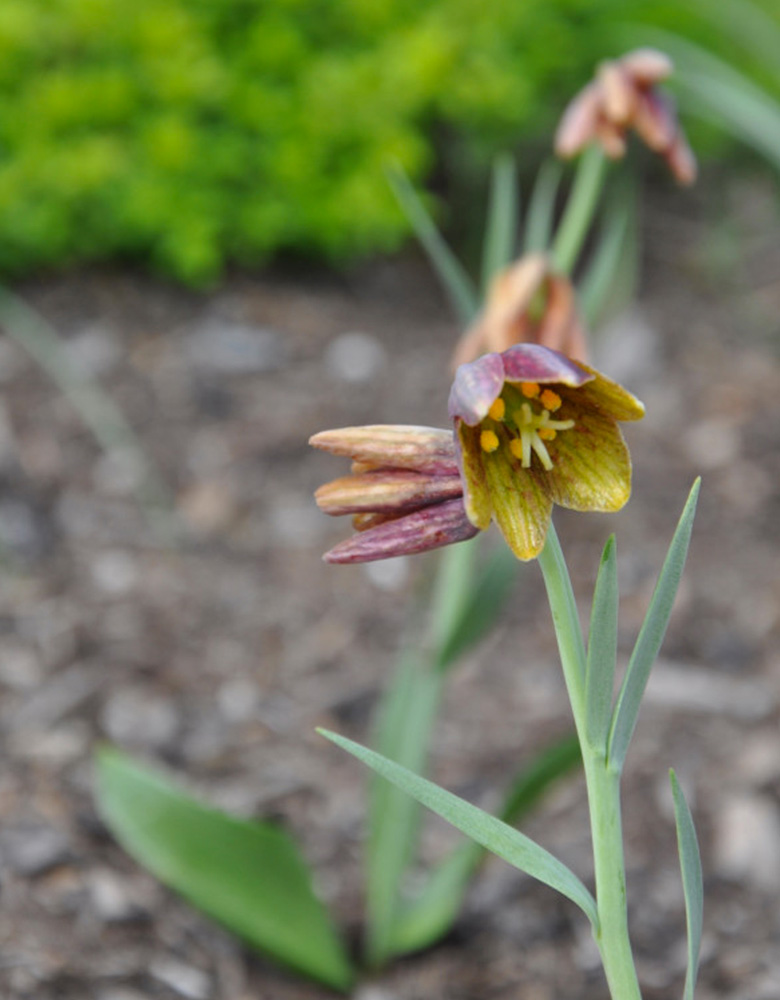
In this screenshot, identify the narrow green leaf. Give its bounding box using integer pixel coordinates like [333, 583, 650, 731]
[388, 732, 581, 954]
[537, 522, 588, 717]
[320, 730, 598, 929]
[608, 480, 700, 771]
[692, 0, 780, 72]
[390, 840, 479, 955]
[679, 69, 780, 170]
[434, 543, 519, 671]
[0, 287, 176, 543]
[579, 185, 635, 327]
[366, 651, 443, 966]
[585, 536, 619, 754]
[96, 747, 354, 992]
[524, 159, 563, 253]
[619, 26, 780, 170]
[385, 162, 479, 324]
[500, 731, 582, 827]
[481, 153, 518, 292]
[428, 535, 479, 655]
[670, 770, 703, 1000]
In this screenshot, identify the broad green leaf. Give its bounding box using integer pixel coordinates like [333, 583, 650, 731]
[670, 770, 703, 1000]
[389, 732, 581, 954]
[585, 536, 619, 754]
[481, 153, 518, 291]
[608, 480, 700, 771]
[434, 543, 519, 671]
[524, 159, 563, 253]
[96, 747, 354, 992]
[320, 730, 598, 929]
[385, 162, 478, 324]
[365, 651, 443, 966]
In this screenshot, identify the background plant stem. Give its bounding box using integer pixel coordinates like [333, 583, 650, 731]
[552, 146, 608, 275]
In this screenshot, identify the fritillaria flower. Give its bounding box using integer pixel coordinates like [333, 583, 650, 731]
[310, 425, 478, 563]
[555, 48, 697, 185]
[452, 253, 589, 369]
[449, 344, 645, 560]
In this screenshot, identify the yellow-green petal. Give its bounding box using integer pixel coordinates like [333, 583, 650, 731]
[482, 446, 554, 560]
[543, 406, 632, 512]
[456, 423, 493, 530]
[575, 365, 645, 421]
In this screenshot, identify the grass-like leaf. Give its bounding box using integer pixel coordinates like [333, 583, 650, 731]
[481, 153, 518, 292]
[670, 770, 703, 1000]
[385, 161, 478, 324]
[608, 480, 700, 771]
[524, 159, 563, 253]
[585, 536, 619, 755]
[538, 522, 588, 714]
[579, 182, 637, 328]
[620, 26, 780, 171]
[0, 287, 176, 544]
[96, 747, 354, 992]
[434, 543, 519, 671]
[388, 732, 581, 954]
[365, 650, 443, 966]
[319, 729, 598, 929]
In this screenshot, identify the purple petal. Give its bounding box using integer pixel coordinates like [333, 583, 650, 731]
[448, 352, 505, 425]
[323, 498, 480, 563]
[315, 470, 463, 515]
[500, 344, 593, 387]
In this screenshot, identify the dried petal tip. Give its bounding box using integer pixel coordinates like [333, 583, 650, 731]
[452, 254, 590, 369]
[311, 425, 475, 564]
[310, 425, 458, 475]
[555, 48, 696, 185]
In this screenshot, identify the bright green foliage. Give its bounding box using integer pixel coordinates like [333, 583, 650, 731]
[96, 747, 354, 992]
[0, 0, 777, 283]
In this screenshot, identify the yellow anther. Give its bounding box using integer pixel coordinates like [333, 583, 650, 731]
[488, 397, 506, 421]
[540, 389, 562, 412]
[538, 427, 557, 441]
[480, 429, 500, 453]
[520, 382, 540, 399]
[509, 439, 524, 461]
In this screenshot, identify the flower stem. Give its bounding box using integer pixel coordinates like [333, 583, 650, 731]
[583, 752, 643, 1000]
[538, 525, 642, 1000]
[551, 145, 608, 276]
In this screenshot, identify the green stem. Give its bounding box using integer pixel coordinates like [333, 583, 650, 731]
[583, 752, 643, 1000]
[538, 524, 642, 1000]
[551, 146, 608, 276]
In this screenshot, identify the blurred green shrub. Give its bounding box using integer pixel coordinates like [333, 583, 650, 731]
[0, 0, 777, 284]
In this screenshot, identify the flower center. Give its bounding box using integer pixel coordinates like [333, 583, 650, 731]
[480, 382, 575, 471]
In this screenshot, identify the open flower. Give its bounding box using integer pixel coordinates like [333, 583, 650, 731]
[449, 344, 645, 560]
[555, 48, 696, 185]
[310, 425, 478, 563]
[452, 253, 589, 369]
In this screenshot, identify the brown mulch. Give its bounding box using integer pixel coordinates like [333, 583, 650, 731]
[0, 176, 778, 1000]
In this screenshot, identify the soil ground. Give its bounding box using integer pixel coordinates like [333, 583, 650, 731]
[0, 176, 778, 1000]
